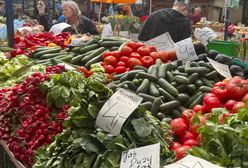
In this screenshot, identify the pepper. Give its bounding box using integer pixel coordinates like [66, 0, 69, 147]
[11, 48, 25, 57]
[23, 38, 37, 48]
[13, 42, 27, 50]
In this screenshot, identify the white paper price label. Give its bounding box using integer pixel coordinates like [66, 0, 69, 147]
[120, 143, 160, 168]
[49, 22, 71, 36]
[175, 37, 198, 61]
[207, 58, 232, 78]
[144, 32, 175, 51]
[96, 88, 143, 135]
[164, 155, 224, 168]
[194, 27, 217, 46]
[101, 23, 113, 37]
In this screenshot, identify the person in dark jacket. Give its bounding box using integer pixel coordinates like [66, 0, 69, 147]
[138, 1, 191, 42]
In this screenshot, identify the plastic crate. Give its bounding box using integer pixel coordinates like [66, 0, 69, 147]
[207, 41, 239, 57]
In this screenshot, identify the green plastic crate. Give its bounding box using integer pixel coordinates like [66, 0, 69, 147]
[207, 41, 239, 57]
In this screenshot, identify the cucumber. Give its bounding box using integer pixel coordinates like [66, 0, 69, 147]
[101, 37, 125, 41]
[162, 117, 172, 124]
[200, 77, 214, 87]
[134, 65, 148, 72]
[140, 102, 153, 110]
[57, 54, 74, 62]
[33, 47, 61, 59]
[198, 61, 213, 70]
[187, 84, 197, 95]
[157, 113, 166, 121]
[206, 70, 219, 80]
[184, 61, 191, 70]
[70, 54, 86, 65]
[155, 59, 162, 67]
[159, 100, 180, 111]
[113, 72, 128, 81]
[72, 46, 84, 53]
[127, 70, 145, 79]
[166, 71, 174, 83]
[190, 62, 199, 67]
[39, 52, 67, 60]
[34, 46, 51, 53]
[100, 40, 125, 47]
[81, 47, 106, 64]
[151, 98, 163, 115]
[199, 86, 212, 93]
[187, 91, 202, 107]
[158, 64, 167, 79]
[136, 79, 150, 94]
[158, 88, 175, 101]
[79, 44, 99, 54]
[148, 65, 158, 77]
[125, 81, 139, 91]
[185, 67, 209, 75]
[106, 83, 118, 90]
[177, 65, 185, 72]
[85, 39, 98, 46]
[120, 74, 129, 82]
[174, 75, 189, 85]
[149, 82, 160, 97]
[85, 50, 109, 68]
[138, 93, 156, 102]
[117, 81, 130, 87]
[137, 72, 158, 82]
[188, 73, 199, 83]
[109, 46, 119, 51]
[171, 109, 182, 119]
[189, 93, 205, 109]
[170, 61, 178, 70]
[171, 82, 177, 87]
[176, 85, 188, 93]
[158, 78, 179, 97]
[177, 93, 189, 104]
[195, 79, 204, 87]
[132, 79, 140, 85]
[172, 71, 188, 77]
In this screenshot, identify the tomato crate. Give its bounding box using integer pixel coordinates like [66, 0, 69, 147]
[207, 41, 239, 57]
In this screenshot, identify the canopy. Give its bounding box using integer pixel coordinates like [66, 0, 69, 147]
[91, 0, 136, 4]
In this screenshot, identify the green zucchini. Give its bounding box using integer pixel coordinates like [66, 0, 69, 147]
[149, 82, 160, 97]
[33, 46, 61, 59]
[39, 52, 67, 60]
[188, 73, 199, 83]
[137, 72, 158, 82]
[151, 98, 163, 115]
[158, 88, 175, 101]
[158, 78, 179, 97]
[72, 45, 84, 53]
[100, 40, 125, 47]
[85, 39, 98, 46]
[138, 93, 156, 102]
[57, 54, 74, 62]
[79, 44, 99, 54]
[200, 77, 214, 87]
[140, 102, 153, 110]
[70, 54, 86, 65]
[136, 79, 150, 94]
[177, 93, 189, 104]
[166, 71, 174, 83]
[199, 86, 212, 93]
[189, 93, 205, 109]
[160, 100, 180, 111]
[85, 50, 109, 68]
[158, 64, 167, 79]
[174, 75, 189, 85]
[81, 47, 106, 64]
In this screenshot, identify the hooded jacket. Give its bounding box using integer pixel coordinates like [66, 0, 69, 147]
[138, 8, 191, 42]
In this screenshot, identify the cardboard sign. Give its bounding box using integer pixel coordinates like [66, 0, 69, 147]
[120, 143, 160, 168]
[96, 88, 143, 135]
[207, 58, 232, 78]
[49, 22, 71, 36]
[101, 23, 113, 37]
[175, 37, 198, 61]
[194, 27, 217, 46]
[144, 32, 175, 51]
[163, 155, 224, 168]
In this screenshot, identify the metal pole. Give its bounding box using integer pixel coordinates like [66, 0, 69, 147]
[46, 0, 51, 24]
[87, 0, 91, 18]
[22, 0, 25, 14]
[149, 0, 152, 14]
[98, 2, 102, 22]
[5, 0, 14, 47]
[224, 0, 231, 41]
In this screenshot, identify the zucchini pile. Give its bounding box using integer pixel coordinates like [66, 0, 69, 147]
[108, 59, 222, 122]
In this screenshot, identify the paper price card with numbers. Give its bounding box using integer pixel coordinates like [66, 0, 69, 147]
[120, 143, 160, 168]
[96, 88, 143, 135]
[194, 27, 217, 46]
[163, 155, 224, 168]
[207, 58, 232, 78]
[175, 37, 198, 61]
[144, 32, 175, 51]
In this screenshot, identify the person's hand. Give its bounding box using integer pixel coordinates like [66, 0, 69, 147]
[37, 1, 45, 15]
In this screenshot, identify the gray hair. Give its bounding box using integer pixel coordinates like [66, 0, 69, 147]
[173, 0, 188, 7]
[62, 0, 81, 18]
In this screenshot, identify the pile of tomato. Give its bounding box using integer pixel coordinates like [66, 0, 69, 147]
[100, 41, 177, 74]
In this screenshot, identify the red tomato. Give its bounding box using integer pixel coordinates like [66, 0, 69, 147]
[190, 115, 206, 136]
[179, 131, 195, 144]
[167, 50, 177, 60]
[130, 52, 142, 59]
[147, 45, 157, 52]
[102, 51, 112, 59]
[104, 56, 118, 66]
[116, 61, 126, 67]
[120, 46, 133, 56]
[141, 56, 155, 68]
[137, 46, 151, 56]
[136, 41, 145, 48]
[171, 118, 188, 137]
[78, 66, 88, 76]
[196, 134, 201, 142]
[150, 52, 160, 61]
[182, 109, 196, 125]
[203, 96, 221, 112]
[120, 56, 129, 63]
[226, 78, 248, 100]
[193, 105, 206, 114]
[159, 51, 169, 63]
[104, 65, 115, 74]
[170, 142, 182, 151]
[100, 62, 106, 67]
[111, 51, 121, 60]
[183, 139, 198, 147]
[203, 93, 216, 103]
[232, 101, 246, 113]
[175, 146, 191, 160]
[242, 93, 248, 103]
[115, 66, 126, 74]
[127, 41, 139, 51]
[224, 100, 237, 111]
[212, 82, 228, 102]
[127, 58, 143, 68]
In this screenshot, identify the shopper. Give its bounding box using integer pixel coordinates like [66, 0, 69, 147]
[138, 0, 191, 43]
[36, 1, 50, 32]
[61, 0, 98, 35]
[190, 7, 203, 25]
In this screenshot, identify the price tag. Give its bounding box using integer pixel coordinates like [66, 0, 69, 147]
[245, 34, 248, 38]
[194, 27, 217, 46]
[144, 32, 175, 51]
[58, 63, 75, 71]
[120, 143, 160, 168]
[49, 22, 71, 36]
[207, 58, 232, 78]
[96, 88, 143, 135]
[163, 155, 224, 168]
[175, 37, 198, 61]
[101, 23, 113, 37]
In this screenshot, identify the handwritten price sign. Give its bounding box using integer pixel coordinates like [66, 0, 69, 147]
[144, 32, 175, 51]
[175, 38, 198, 61]
[194, 27, 217, 46]
[120, 143, 160, 168]
[96, 88, 143, 135]
[207, 58, 232, 78]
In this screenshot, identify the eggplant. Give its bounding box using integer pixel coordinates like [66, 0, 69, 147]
[197, 53, 208, 61]
[207, 50, 219, 59]
[214, 54, 233, 66]
[194, 43, 208, 55]
[230, 65, 244, 77]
